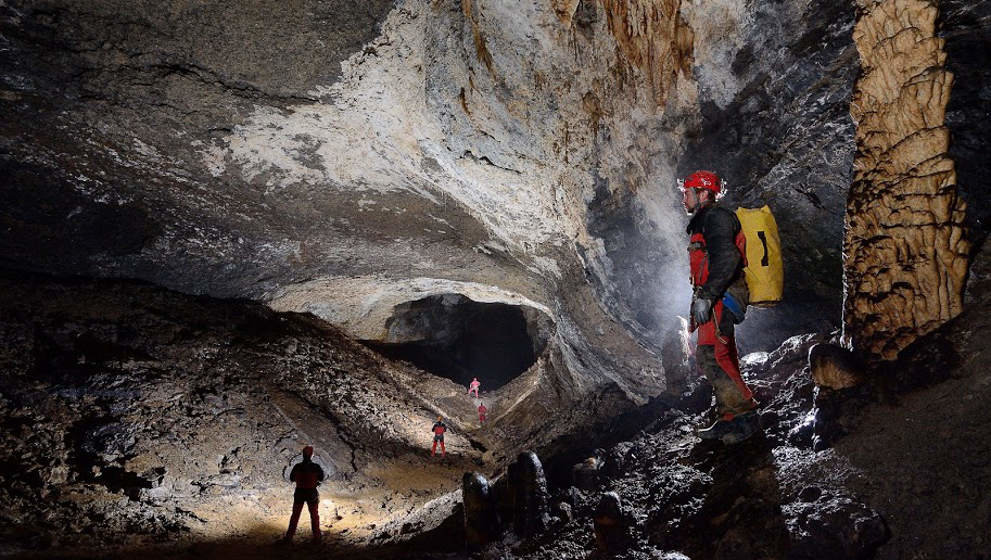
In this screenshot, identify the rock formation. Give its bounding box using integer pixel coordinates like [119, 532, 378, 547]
[462, 471, 497, 548]
[465, 303, 990, 559]
[462, 451, 552, 546]
[498, 451, 551, 539]
[592, 490, 631, 552]
[0, 272, 476, 552]
[844, 0, 970, 362]
[1, 0, 990, 557]
[809, 343, 864, 390]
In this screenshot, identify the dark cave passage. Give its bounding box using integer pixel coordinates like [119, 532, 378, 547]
[365, 294, 551, 391]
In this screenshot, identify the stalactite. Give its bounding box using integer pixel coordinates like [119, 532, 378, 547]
[597, 0, 694, 107]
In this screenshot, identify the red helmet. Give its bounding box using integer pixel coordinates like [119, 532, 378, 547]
[682, 170, 722, 194]
[302, 445, 314, 457]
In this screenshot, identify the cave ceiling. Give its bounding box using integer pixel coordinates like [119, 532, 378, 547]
[0, 0, 875, 363]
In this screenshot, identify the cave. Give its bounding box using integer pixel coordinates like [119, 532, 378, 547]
[365, 294, 549, 390]
[1, 0, 990, 559]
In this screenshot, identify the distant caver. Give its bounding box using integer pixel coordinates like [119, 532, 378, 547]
[282, 445, 325, 544]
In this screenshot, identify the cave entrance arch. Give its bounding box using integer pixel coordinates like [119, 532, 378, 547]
[364, 293, 551, 391]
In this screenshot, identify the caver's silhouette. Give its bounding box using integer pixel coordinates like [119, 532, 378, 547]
[282, 445, 324, 543]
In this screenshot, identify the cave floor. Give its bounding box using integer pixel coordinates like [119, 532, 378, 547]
[3, 272, 990, 560]
[0, 273, 492, 559]
[9, 452, 473, 560]
[19, 340, 991, 560]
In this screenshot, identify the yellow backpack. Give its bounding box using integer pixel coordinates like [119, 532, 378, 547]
[735, 206, 783, 307]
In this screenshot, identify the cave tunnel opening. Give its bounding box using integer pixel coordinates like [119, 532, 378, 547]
[364, 294, 551, 391]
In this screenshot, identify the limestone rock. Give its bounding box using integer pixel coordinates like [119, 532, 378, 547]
[598, 0, 694, 106]
[844, 0, 971, 362]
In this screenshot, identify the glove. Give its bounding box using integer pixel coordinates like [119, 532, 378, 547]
[691, 297, 713, 325]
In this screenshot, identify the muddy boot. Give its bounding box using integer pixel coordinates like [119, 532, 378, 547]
[696, 417, 737, 440]
[720, 412, 759, 445]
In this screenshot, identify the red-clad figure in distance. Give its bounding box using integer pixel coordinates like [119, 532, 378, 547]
[431, 416, 447, 457]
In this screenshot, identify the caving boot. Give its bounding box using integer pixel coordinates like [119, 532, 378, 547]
[696, 416, 737, 441]
[720, 411, 760, 445]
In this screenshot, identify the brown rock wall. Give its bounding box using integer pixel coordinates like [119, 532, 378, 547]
[551, 0, 582, 23]
[598, 0, 694, 106]
[462, 0, 495, 75]
[843, 0, 970, 362]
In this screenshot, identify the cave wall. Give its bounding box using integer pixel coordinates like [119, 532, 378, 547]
[5, 0, 984, 452]
[4, 1, 991, 555]
[943, 0, 991, 304]
[0, 0, 398, 294]
[0, 1, 662, 382]
[1, 0, 679, 470]
[843, 0, 970, 362]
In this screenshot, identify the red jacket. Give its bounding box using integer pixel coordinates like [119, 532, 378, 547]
[687, 205, 745, 345]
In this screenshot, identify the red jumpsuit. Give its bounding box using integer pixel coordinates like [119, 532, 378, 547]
[478, 404, 487, 424]
[431, 421, 447, 456]
[687, 204, 757, 420]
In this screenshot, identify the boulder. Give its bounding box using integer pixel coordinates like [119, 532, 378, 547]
[783, 492, 888, 559]
[809, 343, 864, 390]
[572, 456, 601, 490]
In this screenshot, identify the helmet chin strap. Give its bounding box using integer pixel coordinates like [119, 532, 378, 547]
[685, 188, 709, 215]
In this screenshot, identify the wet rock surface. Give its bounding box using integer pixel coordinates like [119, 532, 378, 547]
[438, 297, 991, 559]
